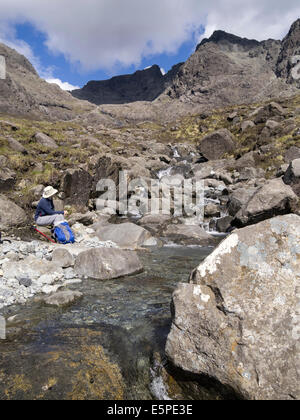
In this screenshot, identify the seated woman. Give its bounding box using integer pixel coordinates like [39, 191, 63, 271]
[35, 186, 66, 227]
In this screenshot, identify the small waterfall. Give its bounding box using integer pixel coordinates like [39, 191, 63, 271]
[149, 358, 172, 400]
[157, 166, 173, 180]
[171, 146, 181, 159]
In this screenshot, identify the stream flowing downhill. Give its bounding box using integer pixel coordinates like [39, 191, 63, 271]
[0, 245, 214, 400]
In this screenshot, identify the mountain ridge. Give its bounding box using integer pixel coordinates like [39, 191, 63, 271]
[72, 19, 300, 113]
[0, 19, 299, 124]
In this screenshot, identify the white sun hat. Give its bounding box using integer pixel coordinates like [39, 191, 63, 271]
[42, 186, 58, 199]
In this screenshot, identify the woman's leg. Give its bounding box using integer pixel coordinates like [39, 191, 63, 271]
[36, 214, 65, 227]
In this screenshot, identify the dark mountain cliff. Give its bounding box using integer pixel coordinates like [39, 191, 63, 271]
[72, 20, 300, 110]
[72, 65, 167, 105]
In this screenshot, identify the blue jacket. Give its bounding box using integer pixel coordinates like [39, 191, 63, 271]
[35, 198, 64, 220]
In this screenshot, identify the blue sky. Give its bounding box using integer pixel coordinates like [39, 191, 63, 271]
[0, 1, 299, 91]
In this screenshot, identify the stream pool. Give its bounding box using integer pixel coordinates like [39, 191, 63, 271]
[0, 246, 214, 400]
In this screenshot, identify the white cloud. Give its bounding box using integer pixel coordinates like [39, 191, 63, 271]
[0, 0, 299, 73]
[46, 78, 79, 91]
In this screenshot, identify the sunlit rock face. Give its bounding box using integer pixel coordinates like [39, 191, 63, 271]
[166, 214, 300, 400]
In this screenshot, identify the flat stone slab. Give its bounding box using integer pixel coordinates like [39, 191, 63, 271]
[43, 291, 83, 307]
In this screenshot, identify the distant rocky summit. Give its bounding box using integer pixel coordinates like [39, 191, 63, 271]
[72, 19, 300, 117]
[0, 19, 299, 124]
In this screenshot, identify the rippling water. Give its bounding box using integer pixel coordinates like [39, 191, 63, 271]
[0, 246, 213, 400]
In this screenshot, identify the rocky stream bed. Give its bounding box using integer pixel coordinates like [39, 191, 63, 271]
[0, 244, 216, 400]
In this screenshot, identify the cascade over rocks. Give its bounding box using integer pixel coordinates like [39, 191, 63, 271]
[166, 214, 300, 400]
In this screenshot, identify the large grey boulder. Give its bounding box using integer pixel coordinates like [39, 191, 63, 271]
[234, 151, 260, 170]
[95, 223, 153, 249]
[74, 247, 143, 280]
[233, 178, 298, 227]
[198, 129, 236, 161]
[283, 158, 300, 196]
[227, 187, 258, 217]
[166, 215, 300, 400]
[33, 132, 58, 149]
[162, 224, 217, 246]
[0, 195, 27, 230]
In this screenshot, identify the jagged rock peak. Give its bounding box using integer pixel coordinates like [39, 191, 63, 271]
[0, 42, 38, 76]
[198, 30, 261, 50]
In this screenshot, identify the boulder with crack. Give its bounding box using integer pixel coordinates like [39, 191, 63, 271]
[166, 214, 300, 400]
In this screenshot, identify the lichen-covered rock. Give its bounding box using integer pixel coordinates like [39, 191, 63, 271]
[74, 248, 143, 280]
[166, 214, 300, 400]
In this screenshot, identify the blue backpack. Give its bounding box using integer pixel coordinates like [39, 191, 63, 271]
[54, 222, 75, 244]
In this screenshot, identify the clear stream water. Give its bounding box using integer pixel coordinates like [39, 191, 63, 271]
[0, 246, 214, 400]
